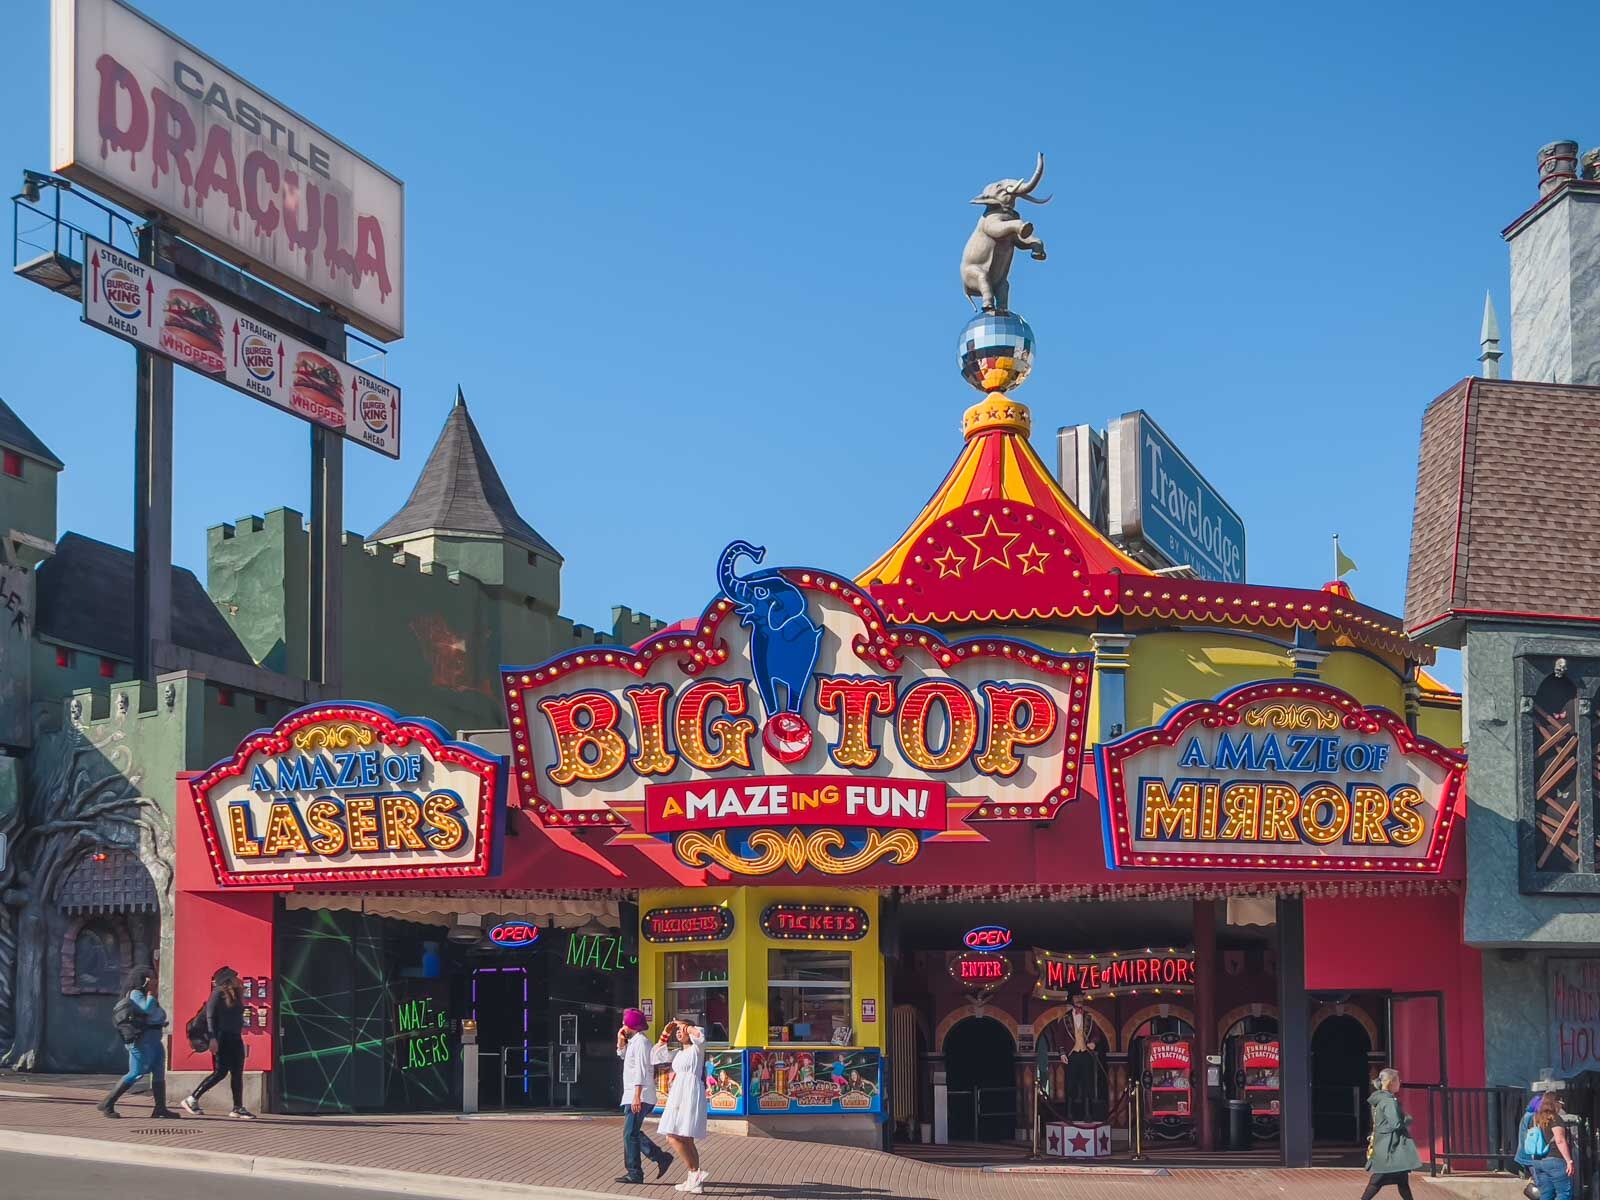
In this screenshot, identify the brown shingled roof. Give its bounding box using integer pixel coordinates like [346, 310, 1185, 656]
[372, 388, 560, 560]
[1406, 377, 1600, 637]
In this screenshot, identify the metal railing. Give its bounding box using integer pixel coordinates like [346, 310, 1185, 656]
[11, 170, 137, 298]
[1421, 1085, 1526, 1175]
[1413, 1083, 1600, 1200]
[498, 1044, 555, 1110]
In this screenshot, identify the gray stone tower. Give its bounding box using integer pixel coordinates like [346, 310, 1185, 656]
[1505, 139, 1600, 385]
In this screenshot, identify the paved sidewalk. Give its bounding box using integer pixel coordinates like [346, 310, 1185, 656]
[0, 1076, 1432, 1200]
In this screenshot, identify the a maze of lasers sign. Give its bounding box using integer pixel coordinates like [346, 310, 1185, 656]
[52, 0, 405, 341]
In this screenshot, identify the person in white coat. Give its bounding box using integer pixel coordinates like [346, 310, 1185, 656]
[653, 1019, 709, 1194]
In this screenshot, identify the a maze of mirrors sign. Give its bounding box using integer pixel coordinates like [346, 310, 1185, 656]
[1099, 681, 1464, 872]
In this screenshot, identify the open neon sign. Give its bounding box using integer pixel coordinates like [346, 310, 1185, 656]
[488, 920, 540, 947]
[963, 925, 1013, 950]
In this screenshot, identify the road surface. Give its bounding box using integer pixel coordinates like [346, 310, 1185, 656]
[0, 1148, 597, 1200]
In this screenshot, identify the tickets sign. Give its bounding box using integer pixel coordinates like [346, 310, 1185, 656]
[1098, 680, 1464, 872]
[641, 906, 734, 944]
[82, 238, 400, 458]
[502, 544, 1093, 876]
[191, 702, 503, 885]
[52, 0, 404, 341]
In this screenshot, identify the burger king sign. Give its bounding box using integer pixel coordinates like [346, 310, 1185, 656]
[82, 236, 401, 459]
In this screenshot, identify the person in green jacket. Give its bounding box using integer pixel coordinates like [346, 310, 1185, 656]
[1362, 1068, 1423, 1200]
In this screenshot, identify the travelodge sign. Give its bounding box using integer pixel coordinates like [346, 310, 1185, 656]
[501, 543, 1094, 875]
[191, 702, 505, 885]
[1098, 680, 1464, 872]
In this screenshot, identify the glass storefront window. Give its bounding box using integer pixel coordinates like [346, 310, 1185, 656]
[768, 950, 852, 1044]
[665, 951, 730, 1043]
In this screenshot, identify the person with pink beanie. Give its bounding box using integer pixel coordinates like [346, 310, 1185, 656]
[616, 1008, 672, 1185]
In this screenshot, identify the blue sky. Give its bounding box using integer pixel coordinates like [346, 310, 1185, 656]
[4, 1, 1596, 686]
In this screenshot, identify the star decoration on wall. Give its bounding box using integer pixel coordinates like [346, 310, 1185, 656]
[934, 548, 966, 578]
[962, 517, 1020, 571]
[1069, 1130, 1091, 1152]
[1018, 544, 1050, 575]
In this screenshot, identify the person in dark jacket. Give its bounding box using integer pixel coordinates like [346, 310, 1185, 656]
[180, 967, 255, 1119]
[98, 965, 180, 1119]
[1362, 1068, 1423, 1200]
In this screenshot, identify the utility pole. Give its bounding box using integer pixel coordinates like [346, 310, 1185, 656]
[132, 222, 173, 682]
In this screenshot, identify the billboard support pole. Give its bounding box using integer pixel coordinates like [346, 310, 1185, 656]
[309, 421, 343, 691]
[132, 221, 173, 682]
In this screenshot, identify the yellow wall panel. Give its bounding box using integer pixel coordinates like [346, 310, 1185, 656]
[1125, 632, 1292, 728]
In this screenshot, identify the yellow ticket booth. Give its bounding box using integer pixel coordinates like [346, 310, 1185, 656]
[636, 886, 886, 1145]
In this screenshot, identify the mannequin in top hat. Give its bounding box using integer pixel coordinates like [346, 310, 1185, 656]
[1058, 992, 1104, 1121]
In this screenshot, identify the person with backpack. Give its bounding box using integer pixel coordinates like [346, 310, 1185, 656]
[97, 964, 179, 1119]
[1361, 1068, 1422, 1200]
[1515, 1092, 1544, 1175]
[1525, 1092, 1577, 1200]
[180, 966, 255, 1119]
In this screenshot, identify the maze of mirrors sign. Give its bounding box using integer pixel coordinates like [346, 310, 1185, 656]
[502, 542, 1094, 875]
[52, 0, 405, 341]
[1098, 681, 1464, 872]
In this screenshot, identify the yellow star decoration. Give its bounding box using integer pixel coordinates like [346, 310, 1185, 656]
[933, 547, 966, 578]
[962, 516, 1021, 571]
[1017, 543, 1050, 575]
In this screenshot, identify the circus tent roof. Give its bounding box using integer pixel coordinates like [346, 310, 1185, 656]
[859, 396, 1432, 665]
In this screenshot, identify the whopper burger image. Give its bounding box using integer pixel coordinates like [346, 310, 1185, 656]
[158, 289, 226, 374]
[291, 351, 347, 428]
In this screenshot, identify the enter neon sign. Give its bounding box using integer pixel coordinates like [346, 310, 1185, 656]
[949, 952, 1013, 990]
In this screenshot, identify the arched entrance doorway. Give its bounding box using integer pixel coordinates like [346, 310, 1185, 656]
[943, 1016, 1016, 1143]
[52, 848, 160, 1072]
[1312, 1013, 1373, 1144]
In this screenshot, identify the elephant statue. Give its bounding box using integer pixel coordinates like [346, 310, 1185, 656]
[716, 541, 823, 720]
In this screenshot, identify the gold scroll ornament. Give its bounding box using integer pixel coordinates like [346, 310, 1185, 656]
[674, 828, 921, 876]
[1242, 703, 1340, 732]
[292, 723, 378, 751]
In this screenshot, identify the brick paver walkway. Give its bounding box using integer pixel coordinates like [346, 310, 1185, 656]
[0, 1076, 1408, 1200]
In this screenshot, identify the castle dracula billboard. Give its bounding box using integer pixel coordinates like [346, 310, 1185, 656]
[51, 0, 405, 342]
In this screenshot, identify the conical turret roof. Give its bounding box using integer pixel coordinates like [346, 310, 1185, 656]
[372, 387, 560, 560]
[860, 395, 1151, 624]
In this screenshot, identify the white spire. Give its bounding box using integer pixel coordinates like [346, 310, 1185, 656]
[1479, 291, 1503, 379]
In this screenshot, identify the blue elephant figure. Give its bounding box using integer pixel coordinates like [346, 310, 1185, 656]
[716, 541, 823, 719]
